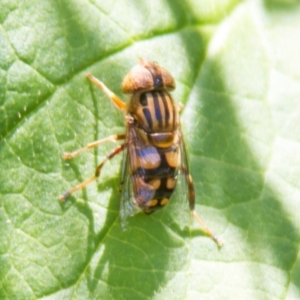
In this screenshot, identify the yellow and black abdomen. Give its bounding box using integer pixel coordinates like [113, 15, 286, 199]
[131, 145, 180, 214]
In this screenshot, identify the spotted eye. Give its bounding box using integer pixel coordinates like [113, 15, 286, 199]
[121, 59, 175, 93]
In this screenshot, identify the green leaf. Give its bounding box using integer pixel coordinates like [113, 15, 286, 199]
[1, 0, 300, 299]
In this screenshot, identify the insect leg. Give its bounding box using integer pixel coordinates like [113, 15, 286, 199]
[182, 167, 223, 247]
[59, 144, 125, 201]
[63, 134, 125, 159]
[86, 73, 126, 110]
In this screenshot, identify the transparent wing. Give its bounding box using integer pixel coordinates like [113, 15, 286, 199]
[171, 130, 190, 223]
[119, 146, 141, 230]
[179, 130, 190, 193]
[119, 122, 163, 227]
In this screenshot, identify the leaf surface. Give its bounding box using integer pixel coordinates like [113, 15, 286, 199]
[1, 0, 300, 299]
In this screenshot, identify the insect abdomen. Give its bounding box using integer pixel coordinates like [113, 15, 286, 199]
[132, 146, 180, 213]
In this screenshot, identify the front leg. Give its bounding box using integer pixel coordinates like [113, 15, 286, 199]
[63, 134, 125, 159]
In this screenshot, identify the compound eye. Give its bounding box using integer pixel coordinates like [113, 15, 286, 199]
[142, 60, 175, 91]
[121, 59, 175, 93]
[122, 65, 153, 93]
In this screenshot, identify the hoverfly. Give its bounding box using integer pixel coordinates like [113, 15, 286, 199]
[59, 59, 222, 247]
